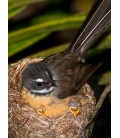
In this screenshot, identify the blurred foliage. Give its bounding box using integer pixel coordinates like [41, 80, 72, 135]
[8, 0, 111, 138]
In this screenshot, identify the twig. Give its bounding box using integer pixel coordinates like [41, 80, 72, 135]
[80, 85, 111, 133]
[91, 84, 111, 118]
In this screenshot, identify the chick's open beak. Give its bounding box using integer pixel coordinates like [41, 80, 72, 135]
[69, 107, 80, 117]
[68, 97, 82, 117]
[37, 109, 46, 117]
[37, 105, 47, 117]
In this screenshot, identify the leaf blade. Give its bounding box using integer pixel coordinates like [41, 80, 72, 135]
[8, 33, 50, 57]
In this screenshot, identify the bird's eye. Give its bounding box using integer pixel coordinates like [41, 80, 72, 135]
[77, 102, 82, 107]
[37, 82, 42, 86]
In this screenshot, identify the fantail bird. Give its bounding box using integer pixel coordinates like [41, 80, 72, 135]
[21, 0, 111, 117]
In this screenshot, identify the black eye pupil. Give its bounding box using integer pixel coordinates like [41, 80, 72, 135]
[37, 82, 42, 86]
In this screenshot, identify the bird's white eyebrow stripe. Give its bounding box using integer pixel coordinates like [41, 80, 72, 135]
[33, 78, 45, 82]
[31, 86, 54, 94]
[46, 71, 49, 76]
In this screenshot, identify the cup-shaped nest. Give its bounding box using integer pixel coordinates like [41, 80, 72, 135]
[8, 58, 96, 138]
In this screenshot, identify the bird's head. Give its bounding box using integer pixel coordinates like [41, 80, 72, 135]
[22, 62, 57, 95]
[68, 97, 82, 117]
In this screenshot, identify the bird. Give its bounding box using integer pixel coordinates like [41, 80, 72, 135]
[20, 0, 111, 118]
[8, 0, 111, 137]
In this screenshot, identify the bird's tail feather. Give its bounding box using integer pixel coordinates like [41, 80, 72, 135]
[66, 0, 111, 58]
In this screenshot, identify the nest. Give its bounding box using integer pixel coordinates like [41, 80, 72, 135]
[8, 58, 96, 138]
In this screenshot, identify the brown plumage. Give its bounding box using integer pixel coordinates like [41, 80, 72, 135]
[9, 58, 96, 138]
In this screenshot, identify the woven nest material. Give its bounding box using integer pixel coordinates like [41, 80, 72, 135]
[8, 58, 96, 138]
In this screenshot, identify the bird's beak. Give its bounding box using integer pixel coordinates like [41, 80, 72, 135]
[51, 82, 57, 87]
[47, 82, 57, 87]
[37, 106, 47, 117]
[69, 107, 80, 117]
[37, 109, 46, 117]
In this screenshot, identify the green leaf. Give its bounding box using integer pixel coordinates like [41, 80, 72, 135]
[85, 34, 111, 59]
[96, 34, 111, 49]
[89, 71, 111, 85]
[98, 71, 111, 85]
[8, 0, 46, 11]
[26, 33, 111, 59]
[8, 33, 50, 57]
[29, 10, 73, 25]
[27, 43, 69, 58]
[8, 7, 26, 19]
[8, 14, 86, 45]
